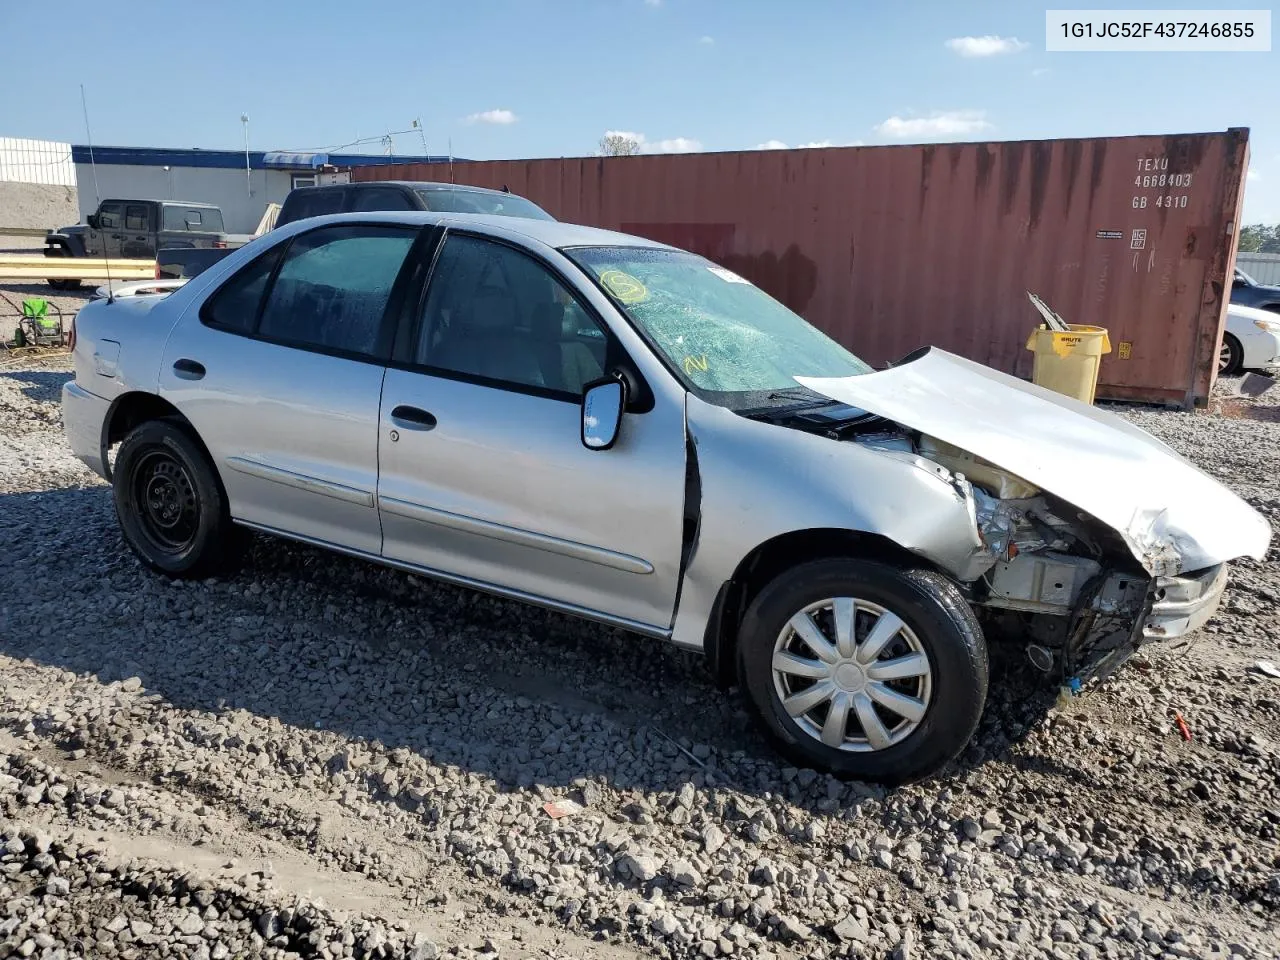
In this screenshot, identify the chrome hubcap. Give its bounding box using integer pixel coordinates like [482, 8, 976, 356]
[771, 597, 932, 752]
[1219, 341, 1231, 373]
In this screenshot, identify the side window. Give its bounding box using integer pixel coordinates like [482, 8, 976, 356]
[124, 204, 150, 232]
[283, 188, 345, 224]
[201, 246, 285, 334]
[162, 207, 208, 231]
[416, 234, 607, 395]
[257, 224, 415, 358]
[98, 202, 124, 230]
[348, 187, 415, 213]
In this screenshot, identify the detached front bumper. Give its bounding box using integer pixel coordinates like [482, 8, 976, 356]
[1143, 563, 1227, 639]
[62, 381, 110, 479]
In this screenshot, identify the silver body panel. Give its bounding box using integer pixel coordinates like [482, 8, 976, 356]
[158, 323, 386, 556]
[377, 368, 685, 630]
[62, 210, 1271, 668]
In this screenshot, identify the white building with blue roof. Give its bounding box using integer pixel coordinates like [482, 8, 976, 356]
[70, 145, 453, 233]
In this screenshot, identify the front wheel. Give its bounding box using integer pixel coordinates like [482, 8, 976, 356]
[113, 419, 243, 578]
[738, 559, 987, 784]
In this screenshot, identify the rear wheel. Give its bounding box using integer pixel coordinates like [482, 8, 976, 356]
[113, 419, 243, 578]
[1219, 333, 1244, 376]
[738, 559, 987, 784]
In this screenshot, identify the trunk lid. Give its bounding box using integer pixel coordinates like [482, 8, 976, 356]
[798, 348, 1271, 575]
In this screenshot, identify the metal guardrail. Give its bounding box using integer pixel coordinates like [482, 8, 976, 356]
[0, 256, 157, 281]
[0, 228, 53, 238]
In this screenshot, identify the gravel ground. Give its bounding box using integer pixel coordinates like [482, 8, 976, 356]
[0, 353, 1278, 960]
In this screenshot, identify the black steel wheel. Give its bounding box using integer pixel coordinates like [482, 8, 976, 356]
[113, 419, 243, 577]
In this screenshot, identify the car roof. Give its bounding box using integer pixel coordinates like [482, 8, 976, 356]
[105, 199, 220, 208]
[276, 210, 673, 252]
[372, 180, 524, 198]
[294, 181, 519, 200]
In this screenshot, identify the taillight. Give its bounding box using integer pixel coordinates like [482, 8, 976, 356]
[213, 240, 227, 249]
[154, 260, 161, 279]
[67, 315, 77, 352]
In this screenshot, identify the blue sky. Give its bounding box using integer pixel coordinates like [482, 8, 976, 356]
[4, 0, 1278, 220]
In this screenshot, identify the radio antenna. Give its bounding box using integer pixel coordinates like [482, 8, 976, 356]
[80, 84, 113, 303]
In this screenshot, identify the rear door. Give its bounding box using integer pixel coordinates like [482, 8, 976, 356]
[160, 223, 422, 554]
[121, 203, 155, 258]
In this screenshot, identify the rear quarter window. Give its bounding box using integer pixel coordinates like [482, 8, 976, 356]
[279, 188, 346, 225]
[163, 207, 224, 232]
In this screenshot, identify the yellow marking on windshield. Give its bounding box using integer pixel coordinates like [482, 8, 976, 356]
[599, 269, 648, 304]
[683, 354, 709, 376]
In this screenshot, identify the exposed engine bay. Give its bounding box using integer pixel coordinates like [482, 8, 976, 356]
[760, 399, 1170, 685]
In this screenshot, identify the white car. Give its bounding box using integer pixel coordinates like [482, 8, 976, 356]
[1220, 303, 1280, 376]
[90, 278, 188, 301]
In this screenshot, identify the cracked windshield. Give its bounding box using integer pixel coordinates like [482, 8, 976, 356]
[568, 246, 871, 398]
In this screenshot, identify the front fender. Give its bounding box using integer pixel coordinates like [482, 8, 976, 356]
[669, 397, 985, 651]
[45, 231, 87, 257]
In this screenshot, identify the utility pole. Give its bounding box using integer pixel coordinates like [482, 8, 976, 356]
[241, 114, 251, 197]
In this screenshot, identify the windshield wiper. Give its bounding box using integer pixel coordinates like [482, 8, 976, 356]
[765, 387, 835, 403]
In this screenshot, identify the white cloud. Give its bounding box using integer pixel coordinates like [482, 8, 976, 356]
[698, 35, 715, 44]
[603, 131, 702, 154]
[945, 35, 1028, 57]
[874, 110, 993, 139]
[755, 139, 863, 151]
[464, 109, 517, 125]
[651, 137, 702, 153]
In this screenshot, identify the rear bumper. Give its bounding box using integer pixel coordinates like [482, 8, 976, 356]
[1143, 563, 1227, 639]
[62, 381, 110, 479]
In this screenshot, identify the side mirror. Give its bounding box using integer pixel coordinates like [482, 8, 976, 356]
[581, 376, 626, 451]
[86, 214, 100, 230]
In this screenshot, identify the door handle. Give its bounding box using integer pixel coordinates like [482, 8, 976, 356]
[173, 358, 206, 380]
[390, 405, 437, 430]
[110, 233, 124, 240]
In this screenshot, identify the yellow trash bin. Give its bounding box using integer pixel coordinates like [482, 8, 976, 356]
[1024, 324, 1112, 404]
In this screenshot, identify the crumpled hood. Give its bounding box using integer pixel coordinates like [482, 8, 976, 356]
[798, 349, 1272, 576]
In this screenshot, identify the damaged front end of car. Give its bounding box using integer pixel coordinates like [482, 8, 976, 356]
[921, 436, 1227, 686]
[796, 348, 1269, 690]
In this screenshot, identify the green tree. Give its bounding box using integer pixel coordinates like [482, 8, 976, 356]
[1239, 223, 1280, 253]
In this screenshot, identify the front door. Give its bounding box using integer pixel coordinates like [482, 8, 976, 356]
[160, 223, 421, 555]
[94, 201, 126, 258]
[377, 232, 687, 631]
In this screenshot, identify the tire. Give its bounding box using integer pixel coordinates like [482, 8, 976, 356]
[1219, 333, 1244, 377]
[738, 558, 987, 784]
[112, 419, 243, 578]
[44, 246, 81, 290]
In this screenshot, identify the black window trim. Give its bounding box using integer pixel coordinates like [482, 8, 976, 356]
[197, 221, 429, 366]
[386, 227, 652, 409]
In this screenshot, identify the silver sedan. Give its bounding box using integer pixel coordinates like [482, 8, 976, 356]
[63, 211, 1270, 783]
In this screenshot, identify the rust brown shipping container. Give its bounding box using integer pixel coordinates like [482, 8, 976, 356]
[356, 129, 1249, 407]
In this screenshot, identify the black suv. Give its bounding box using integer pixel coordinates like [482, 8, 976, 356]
[276, 181, 555, 228]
